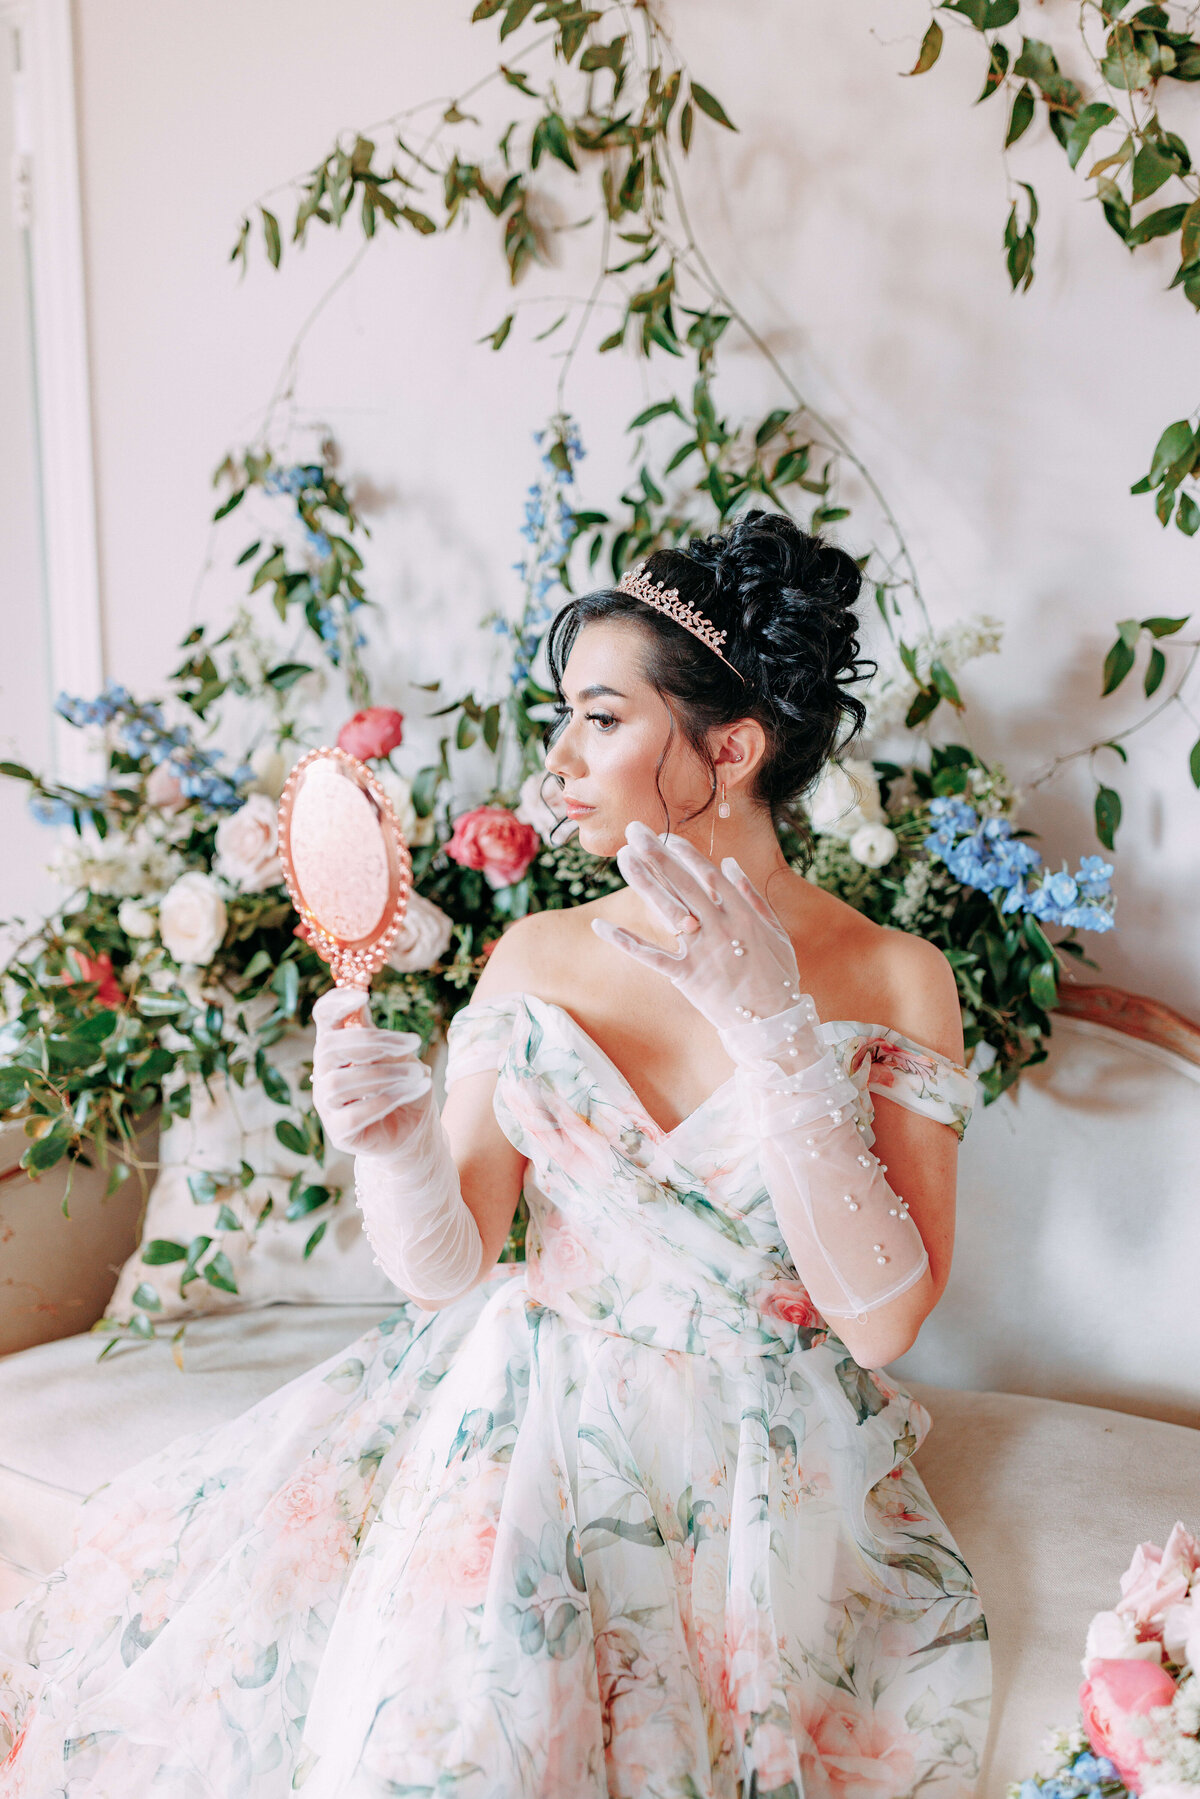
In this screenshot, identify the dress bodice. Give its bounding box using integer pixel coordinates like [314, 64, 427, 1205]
[445, 992, 976, 1363]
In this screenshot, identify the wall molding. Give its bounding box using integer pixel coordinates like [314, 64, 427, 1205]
[3, 0, 103, 783]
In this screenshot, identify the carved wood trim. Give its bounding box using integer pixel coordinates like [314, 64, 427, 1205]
[1055, 983, 1200, 1069]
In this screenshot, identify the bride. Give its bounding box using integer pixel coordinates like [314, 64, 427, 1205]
[0, 511, 989, 1797]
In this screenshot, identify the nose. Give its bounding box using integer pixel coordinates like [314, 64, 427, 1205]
[546, 714, 585, 782]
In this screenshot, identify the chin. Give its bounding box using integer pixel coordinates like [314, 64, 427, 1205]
[573, 814, 625, 859]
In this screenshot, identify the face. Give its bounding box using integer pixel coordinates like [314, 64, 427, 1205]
[544, 620, 726, 858]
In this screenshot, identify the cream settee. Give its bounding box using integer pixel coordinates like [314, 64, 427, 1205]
[1, 986, 1198, 1797]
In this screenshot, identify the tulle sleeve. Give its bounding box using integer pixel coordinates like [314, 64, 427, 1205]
[444, 993, 522, 1089]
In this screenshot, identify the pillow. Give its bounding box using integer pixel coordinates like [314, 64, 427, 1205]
[105, 1021, 403, 1324]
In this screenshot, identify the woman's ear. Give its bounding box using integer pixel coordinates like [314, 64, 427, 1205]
[713, 718, 768, 794]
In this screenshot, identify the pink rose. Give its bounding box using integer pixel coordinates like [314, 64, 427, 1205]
[796, 1692, 918, 1799]
[446, 805, 539, 890]
[146, 763, 184, 811]
[336, 706, 404, 761]
[1117, 1524, 1200, 1633]
[68, 949, 123, 1007]
[758, 1282, 822, 1333]
[1080, 1658, 1179, 1790]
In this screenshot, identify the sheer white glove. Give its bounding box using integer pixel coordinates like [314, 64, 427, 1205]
[594, 830, 929, 1322]
[310, 987, 484, 1304]
[590, 819, 801, 1036]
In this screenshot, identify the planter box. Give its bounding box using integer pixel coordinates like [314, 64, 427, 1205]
[0, 1115, 159, 1358]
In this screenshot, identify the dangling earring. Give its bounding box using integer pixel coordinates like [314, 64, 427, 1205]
[718, 780, 730, 819]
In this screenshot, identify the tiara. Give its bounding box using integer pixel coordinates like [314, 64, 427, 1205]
[616, 564, 745, 682]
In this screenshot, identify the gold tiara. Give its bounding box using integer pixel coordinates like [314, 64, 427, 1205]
[616, 564, 745, 682]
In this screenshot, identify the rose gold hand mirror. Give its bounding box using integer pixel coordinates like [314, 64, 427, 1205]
[277, 746, 412, 1027]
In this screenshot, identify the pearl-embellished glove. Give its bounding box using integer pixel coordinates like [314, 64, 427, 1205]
[311, 987, 484, 1304]
[594, 828, 928, 1321]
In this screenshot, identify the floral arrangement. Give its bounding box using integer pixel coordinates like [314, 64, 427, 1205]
[1011, 1523, 1200, 1799]
[0, 414, 1118, 1341]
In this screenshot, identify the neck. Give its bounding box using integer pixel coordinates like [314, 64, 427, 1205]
[622, 799, 802, 938]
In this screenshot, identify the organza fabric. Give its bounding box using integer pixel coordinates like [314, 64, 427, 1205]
[0, 992, 987, 1799]
[311, 987, 484, 1304]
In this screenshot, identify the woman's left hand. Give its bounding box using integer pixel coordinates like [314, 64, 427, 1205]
[591, 820, 801, 1034]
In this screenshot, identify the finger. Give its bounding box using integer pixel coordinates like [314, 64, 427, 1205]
[591, 917, 684, 980]
[312, 987, 373, 1034]
[615, 844, 699, 937]
[661, 833, 729, 907]
[624, 821, 720, 917]
[720, 856, 783, 930]
[319, 1062, 430, 1106]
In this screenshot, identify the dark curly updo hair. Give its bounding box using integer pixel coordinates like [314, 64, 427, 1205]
[545, 509, 873, 826]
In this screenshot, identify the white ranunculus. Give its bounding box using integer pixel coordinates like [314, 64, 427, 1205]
[248, 743, 287, 801]
[807, 759, 884, 840]
[214, 793, 283, 893]
[1082, 1609, 1163, 1674]
[387, 891, 455, 974]
[50, 826, 182, 899]
[376, 766, 435, 848]
[117, 898, 157, 940]
[515, 769, 573, 845]
[848, 822, 899, 869]
[159, 871, 228, 967]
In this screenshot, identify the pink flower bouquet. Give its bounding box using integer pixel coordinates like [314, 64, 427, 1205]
[1010, 1523, 1200, 1799]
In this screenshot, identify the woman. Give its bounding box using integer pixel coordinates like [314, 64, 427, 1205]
[0, 512, 988, 1797]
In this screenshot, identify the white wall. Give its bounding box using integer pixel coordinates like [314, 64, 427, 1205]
[6, 0, 1199, 1012]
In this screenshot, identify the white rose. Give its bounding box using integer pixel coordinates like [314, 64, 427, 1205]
[248, 744, 287, 801]
[807, 758, 884, 839]
[1082, 1609, 1163, 1674]
[1163, 1596, 1200, 1670]
[376, 766, 435, 848]
[117, 899, 156, 940]
[159, 871, 228, 967]
[214, 793, 283, 893]
[387, 891, 454, 974]
[515, 769, 572, 845]
[848, 822, 899, 869]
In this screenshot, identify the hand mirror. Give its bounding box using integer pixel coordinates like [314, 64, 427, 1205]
[277, 746, 412, 1027]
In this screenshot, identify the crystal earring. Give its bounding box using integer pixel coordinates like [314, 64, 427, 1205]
[718, 780, 730, 820]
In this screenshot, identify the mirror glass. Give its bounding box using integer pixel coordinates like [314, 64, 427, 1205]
[277, 747, 412, 990]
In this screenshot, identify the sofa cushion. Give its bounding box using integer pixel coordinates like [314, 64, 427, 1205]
[908, 1379, 1200, 1794]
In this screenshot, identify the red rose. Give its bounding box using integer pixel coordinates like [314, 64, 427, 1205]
[1080, 1658, 1178, 1790]
[336, 707, 404, 762]
[68, 949, 123, 1007]
[446, 805, 540, 890]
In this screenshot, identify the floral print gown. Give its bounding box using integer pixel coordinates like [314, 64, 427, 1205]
[0, 992, 988, 1799]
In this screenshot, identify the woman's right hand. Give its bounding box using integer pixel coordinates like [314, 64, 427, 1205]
[310, 986, 432, 1159]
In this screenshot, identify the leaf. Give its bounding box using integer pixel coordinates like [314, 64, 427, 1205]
[0, 760, 33, 780]
[480, 312, 514, 351]
[142, 1238, 188, 1264]
[187, 1171, 219, 1205]
[275, 1120, 309, 1157]
[985, 0, 1019, 23]
[1181, 199, 1200, 266]
[1142, 614, 1188, 636]
[1101, 21, 1153, 90]
[1029, 959, 1058, 1010]
[904, 20, 943, 76]
[1006, 84, 1035, 147]
[1131, 140, 1176, 204]
[1097, 176, 1132, 241]
[977, 39, 1009, 103]
[263, 661, 313, 691]
[1063, 101, 1117, 169]
[130, 1282, 162, 1312]
[260, 207, 282, 268]
[1148, 420, 1195, 485]
[202, 1251, 238, 1294]
[1101, 634, 1137, 695]
[1094, 785, 1122, 850]
[689, 81, 736, 131]
[1126, 202, 1187, 246]
[940, 0, 987, 26]
[304, 1220, 327, 1258]
[499, 0, 536, 39]
[629, 399, 685, 428]
[1144, 645, 1167, 694]
[1191, 737, 1200, 787]
[679, 100, 693, 153]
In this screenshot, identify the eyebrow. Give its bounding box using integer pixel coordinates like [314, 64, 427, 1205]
[571, 683, 627, 701]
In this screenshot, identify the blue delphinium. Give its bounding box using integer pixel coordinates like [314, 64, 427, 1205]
[925, 797, 1115, 933]
[1012, 1747, 1125, 1799]
[498, 416, 586, 686]
[51, 687, 249, 814]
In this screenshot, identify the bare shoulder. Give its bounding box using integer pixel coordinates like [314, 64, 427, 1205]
[471, 904, 597, 1008]
[865, 926, 964, 1063]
